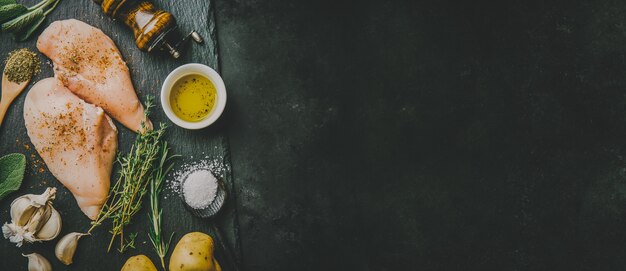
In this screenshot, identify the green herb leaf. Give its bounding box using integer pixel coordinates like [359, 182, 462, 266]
[42, 0, 60, 16]
[27, 0, 50, 12]
[0, 4, 26, 24]
[0, 153, 26, 201]
[4, 0, 60, 41]
[1, 7, 42, 33]
[148, 142, 178, 270]
[0, 0, 17, 7]
[88, 98, 172, 254]
[14, 14, 44, 41]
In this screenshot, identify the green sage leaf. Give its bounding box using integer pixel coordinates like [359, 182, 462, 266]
[0, 4, 26, 24]
[2, 7, 43, 33]
[15, 14, 44, 41]
[0, 153, 26, 201]
[0, 0, 17, 7]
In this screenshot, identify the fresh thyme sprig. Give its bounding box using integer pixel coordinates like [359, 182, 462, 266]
[148, 142, 178, 270]
[88, 97, 172, 253]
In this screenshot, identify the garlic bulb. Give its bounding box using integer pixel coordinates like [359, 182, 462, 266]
[23, 253, 52, 271]
[2, 187, 62, 247]
[55, 232, 87, 265]
[10, 187, 55, 226]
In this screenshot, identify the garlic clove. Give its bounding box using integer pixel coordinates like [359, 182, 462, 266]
[55, 232, 87, 265]
[35, 206, 62, 241]
[10, 197, 37, 227]
[23, 253, 52, 271]
[25, 204, 52, 235]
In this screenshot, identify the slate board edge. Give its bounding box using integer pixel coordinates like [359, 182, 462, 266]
[207, 0, 244, 266]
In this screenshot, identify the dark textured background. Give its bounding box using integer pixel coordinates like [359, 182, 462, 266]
[217, 0, 626, 270]
[5, 0, 626, 270]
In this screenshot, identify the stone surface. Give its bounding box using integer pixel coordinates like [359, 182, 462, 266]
[5, 0, 626, 270]
[217, 0, 626, 270]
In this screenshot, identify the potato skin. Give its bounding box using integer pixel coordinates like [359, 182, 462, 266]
[169, 232, 222, 271]
[121, 255, 158, 271]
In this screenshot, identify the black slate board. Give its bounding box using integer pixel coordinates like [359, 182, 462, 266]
[0, 0, 241, 270]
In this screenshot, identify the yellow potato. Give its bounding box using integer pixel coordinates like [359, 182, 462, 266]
[121, 255, 157, 271]
[169, 232, 222, 271]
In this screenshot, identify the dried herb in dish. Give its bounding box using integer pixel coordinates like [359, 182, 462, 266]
[4, 48, 40, 83]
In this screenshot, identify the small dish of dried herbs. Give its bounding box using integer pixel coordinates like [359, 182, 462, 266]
[4, 47, 40, 83]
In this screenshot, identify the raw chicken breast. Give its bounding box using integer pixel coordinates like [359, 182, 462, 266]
[37, 19, 151, 133]
[24, 78, 117, 220]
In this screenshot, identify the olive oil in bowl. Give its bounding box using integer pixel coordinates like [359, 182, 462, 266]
[161, 63, 227, 129]
[169, 74, 217, 122]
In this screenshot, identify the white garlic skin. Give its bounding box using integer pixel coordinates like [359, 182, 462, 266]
[2, 223, 27, 247]
[23, 253, 52, 271]
[55, 232, 87, 265]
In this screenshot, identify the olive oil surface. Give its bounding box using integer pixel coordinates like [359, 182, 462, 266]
[170, 74, 217, 122]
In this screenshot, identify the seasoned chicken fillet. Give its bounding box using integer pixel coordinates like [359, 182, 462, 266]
[37, 19, 151, 133]
[24, 78, 117, 220]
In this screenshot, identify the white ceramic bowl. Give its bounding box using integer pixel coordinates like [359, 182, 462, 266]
[161, 63, 227, 129]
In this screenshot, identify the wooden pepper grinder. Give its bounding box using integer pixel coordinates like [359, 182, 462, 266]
[93, 0, 203, 58]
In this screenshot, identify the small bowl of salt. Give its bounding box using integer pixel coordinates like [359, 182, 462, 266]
[180, 168, 226, 218]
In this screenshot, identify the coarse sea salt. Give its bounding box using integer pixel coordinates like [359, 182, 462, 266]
[183, 169, 218, 209]
[167, 158, 227, 200]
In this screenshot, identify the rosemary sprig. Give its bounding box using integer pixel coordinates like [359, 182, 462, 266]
[88, 97, 171, 253]
[148, 142, 177, 270]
